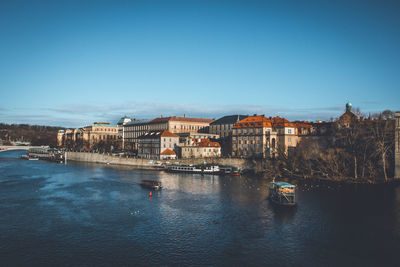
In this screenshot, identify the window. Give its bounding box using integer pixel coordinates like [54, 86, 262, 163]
[288, 137, 292, 142]
[288, 129, 292, 134]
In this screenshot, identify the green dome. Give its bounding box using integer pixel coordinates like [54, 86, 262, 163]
[346, 101, 352, 107]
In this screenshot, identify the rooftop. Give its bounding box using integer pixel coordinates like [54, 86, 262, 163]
[125, 119, 151, 126]
[160, 148, 176, 155]
[138, 130, 179, 139]
[233, 115, 296, 128]
[149, 116, 214, 124]
[210, 115, 248, 125]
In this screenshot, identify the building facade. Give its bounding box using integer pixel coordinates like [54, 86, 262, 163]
[122, 119, 151, 152]
[117, 116, 133, 150]
[58, 122, 118, 151]
[209, 115, 248, 138]
[148, 116, 214, 134]
[137, 130, 180, 159]
[337, 102, 360, 128]
[209, 115, 248, 156]
[231, 115, 299, 158]
[180, 138, 221, 158]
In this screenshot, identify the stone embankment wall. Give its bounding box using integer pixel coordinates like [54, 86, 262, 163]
[66, 152, 267, 173]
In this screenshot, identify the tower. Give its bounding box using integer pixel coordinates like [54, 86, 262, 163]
[395, 111, 400, 179]
[346, 101, 352, 113]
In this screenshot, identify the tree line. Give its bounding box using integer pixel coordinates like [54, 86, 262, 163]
[271, 110, 397, 183]
[0, 123, 64, 147]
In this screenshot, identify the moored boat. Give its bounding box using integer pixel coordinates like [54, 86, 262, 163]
[140, 180, 162, 190]
[269, 181, 296, 206]
[167, 165, 220, 174]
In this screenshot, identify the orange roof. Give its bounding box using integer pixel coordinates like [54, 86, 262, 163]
[233, 115, 272, 128]
[233, 115, 300, 128]
[292, 121, 313, 128]
[270, 116, 296, 127]
[160, 130, 179, 137]
[196, 138, 221, 148]
[160, 148, 176, 155]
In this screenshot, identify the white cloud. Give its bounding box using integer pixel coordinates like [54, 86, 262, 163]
[0, 100, 384, 127]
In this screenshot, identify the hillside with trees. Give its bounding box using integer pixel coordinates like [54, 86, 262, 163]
[269, 110, 397, 183]
[0, 123, 65, 147]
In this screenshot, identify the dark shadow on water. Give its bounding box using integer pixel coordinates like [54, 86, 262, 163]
[270, 201, 297, 224]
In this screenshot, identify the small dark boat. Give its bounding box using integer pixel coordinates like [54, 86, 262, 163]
[269, 181, 296, 206]
[140, 180, 162, 190]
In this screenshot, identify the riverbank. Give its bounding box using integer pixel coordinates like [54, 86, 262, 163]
[65, 151, 249, 170]
[66, 152, 398, 185]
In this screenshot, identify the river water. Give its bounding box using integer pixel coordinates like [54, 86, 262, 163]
[1, 150, 400, 266]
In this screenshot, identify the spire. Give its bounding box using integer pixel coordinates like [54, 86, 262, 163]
[346, 101, 352, 113]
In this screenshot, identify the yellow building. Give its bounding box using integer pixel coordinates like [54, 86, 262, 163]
[58, 122, 118, 151]
[232, 115, 299, 158]
[79, 122, 118, 149]
[180, 138, 221, 158]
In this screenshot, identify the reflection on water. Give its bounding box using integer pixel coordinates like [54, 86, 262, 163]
[1, 150, 400, 266]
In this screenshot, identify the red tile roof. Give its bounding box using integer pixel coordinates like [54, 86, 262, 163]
[195, 138, 221, 148]
[160, 148, 176, 155]
[233, 115, 272, 128]
[160, 130, 179, 137]
[233, 115, 298, 128]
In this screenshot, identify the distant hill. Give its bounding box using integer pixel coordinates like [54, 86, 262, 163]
[0, 123, 65, 147]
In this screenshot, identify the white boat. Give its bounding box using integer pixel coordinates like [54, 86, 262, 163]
[167, 165, 220, 174]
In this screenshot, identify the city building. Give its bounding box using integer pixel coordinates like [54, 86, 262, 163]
[80, 122, 118, 149]
[148, 115, 214, 134]
[209, 115, 248, 138]
[337, 101, 360, 128]
[122, 119, 151, 152]
[58, 122, 118, 150]
[177, 132, 219, 144]
[57, 130, 65, 147]
[231, 115, 299, 158]
[117, 116, 133, 150]
[137, 130, 179, 159]
[209, 115, 248, 155]
[180, 138, 221, 158]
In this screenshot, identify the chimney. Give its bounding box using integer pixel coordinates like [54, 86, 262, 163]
[184, 114, 186, 118]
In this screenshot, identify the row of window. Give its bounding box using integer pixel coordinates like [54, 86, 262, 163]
[233, 128, 265, 134]
[173, 124, 204, 130]
[233, 144, 263, 149]
[211, 124, 232, 130]
[233, 136, 262, 141]
[183, 148, 219, 152]
[94, 128, 117, 132]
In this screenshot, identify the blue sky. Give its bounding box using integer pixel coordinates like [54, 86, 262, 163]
[0, 0, 399, 127]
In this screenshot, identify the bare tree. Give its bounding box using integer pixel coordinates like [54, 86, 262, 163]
[368, 119, 394, 181]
